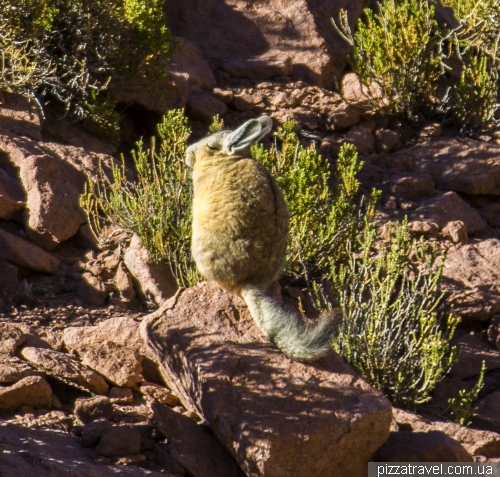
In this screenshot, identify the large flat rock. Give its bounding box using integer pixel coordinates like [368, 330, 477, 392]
[442, 239, 500, 321]
[141, 281, 392, 477]
[165, 0, 366, 87]
[408, 137, 500, 195]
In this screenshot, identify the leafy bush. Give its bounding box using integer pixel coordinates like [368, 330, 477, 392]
[334, 0, 444, 120]
[334, 0, 500, 134]
[253, 120, 379, 285]
[81, 109, 200, 288]
[447, 361, 486, 425]
[0, 0, 175, 120]
[328, 219, 458, 407]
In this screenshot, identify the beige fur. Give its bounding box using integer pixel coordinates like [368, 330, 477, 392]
[186, 116, 334, 361]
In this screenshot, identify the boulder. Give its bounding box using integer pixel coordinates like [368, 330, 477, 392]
[0, 376, 52, 412]
[375, 128, 401, 153]
[107, 71, 188, 116]
[153, 403, 245, 477]
[0, 92, 42, 141]
[0, 355, 37, 384]
[410, 191, 486, 236]
[327, 100, 363, 130]
[392, 407, 500, 458]
[74, 396, 115, 424]
[20, 347, 109, 395]
[409, 137, 500, 195]
[0, 229, 60, 273]
[472, 391, 500, 433]
[95, 426, 142, 458]
[123, 234, 178, 306]
[186, 90, 227, 123]
[165, 0, 367, 87]
[448, 333, 500, 380]
[341, 72, 388, 109]
[78, 341, 144, 388]
[169, 37, 217, 90]
[442, 239, 500, 321]
[373, 431, 473, 462]
[0, 127, 116, 250]
[0, 424, 167, 477]
[141, 282, 392, 477]
[386, 172, 435, 201]
[0, 168, 25, 219]
[345, 125, 376, 155]
[223, 56, 293, 80]
[0, 324, 25, 355]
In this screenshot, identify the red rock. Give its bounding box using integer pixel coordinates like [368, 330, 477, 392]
[328, 100, 363, 130]
[139, 382, 179, 407]
[409, 137, 500, 195]
[0, 229, 60, 272]
[20, 347, 109, 395]
[0, 355, 36, 384]
[386, 172, 435, 201]
[0, 92, 42, 141]
[186, 90, 227, 123]
[114, 262, 136, 303]
[345, 125, 376, 155]
[0, 168, 25, 219]
[0, 376, 52, 412]
[341, 72, 388, 109]
[472, 391, 500, 433]
[223, 56, 292, 80]
[373, 431, 473, 462]
[393, 408, 500, 458]
[79, 341, 144, 388]
[95, 426, 142, 458]
[76, 272, 108, 307]
[0, 424, 166, 476]
[0, 324, 25, 355]
[108, 71, 188, 116]
[442, 240, 500, 322]
[410, 191, 486, 235]
[74, 396, 114, 424]
[376, 128, 402, 153]
[141, 282, 392, 477]
[442, 220, 468, 245]
[166, 0, 367, 87]
[123, 234, 178, 306]
[153, 403, 244, 477]
[169, 37, 216, 90]
[449, 333, 500, 380]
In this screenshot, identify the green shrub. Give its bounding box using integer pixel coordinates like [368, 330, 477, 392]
[253, 120, 379, 285]
[334, 0, 500, 134]
[81, 109, 200, 288]
[0, 0, 175, 119]
[328, 219, 458, 408]
[447, 361, 486, 426]
[334, 0, 444, 120]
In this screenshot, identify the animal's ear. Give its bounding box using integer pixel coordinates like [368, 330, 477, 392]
[223, 116, 273, 154]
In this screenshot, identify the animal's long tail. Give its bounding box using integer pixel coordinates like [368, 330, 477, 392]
[240, 285, 336, 362]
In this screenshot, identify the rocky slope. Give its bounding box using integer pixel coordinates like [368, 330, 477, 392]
[1, 0, 500, 475]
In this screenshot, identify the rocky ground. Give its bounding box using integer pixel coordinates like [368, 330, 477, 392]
[1, 0, 500, 475]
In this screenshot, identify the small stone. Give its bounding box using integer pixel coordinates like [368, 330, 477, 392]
[186, 91, 227, 124]
[442, 220, 468, 245]
[376, 129, 401, 153]
[0, 376, 52, 412]
[139, 382, 180, 407]
[0, 323, 25, 354]
[82, 418, 112, 447]
[74, 396, 114, 424]
[345, 125, 375, 155]
[95, 426, 142, 457]
[109, 387, 134, 404]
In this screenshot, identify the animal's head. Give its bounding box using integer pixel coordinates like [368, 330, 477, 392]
[185, 116, 273, 169]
